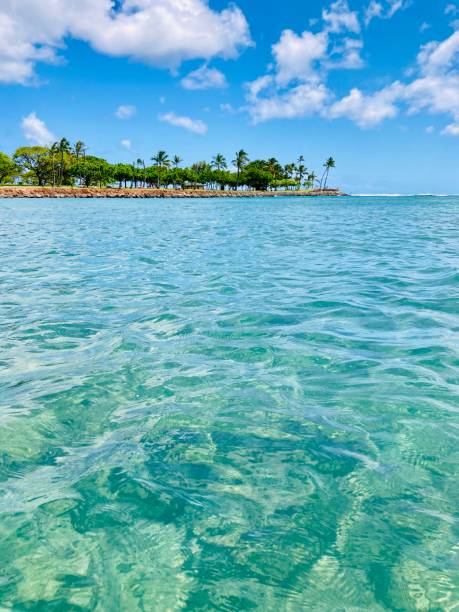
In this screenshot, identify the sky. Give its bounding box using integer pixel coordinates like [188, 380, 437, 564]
[1, 0, 459, 193]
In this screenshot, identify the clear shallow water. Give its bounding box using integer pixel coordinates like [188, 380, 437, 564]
[0, 195, 458, 610]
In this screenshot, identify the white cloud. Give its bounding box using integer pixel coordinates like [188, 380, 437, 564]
[115, 104, 136, 119]
[159, 112, 207, 134]
[404, 74, 459, 118]
[330, 29, 459, 131]
[322, 0, 360, 33]
[417, 30, 459, 76]
[425, 125, 435, 133]
[0, 0, 252, 84]
[364, 1, 383, 26]
[21, 112, 55, 146]
[445, 4, 458, 15]
[272, 30, 328, 85]
[181, 65, 227, 90]
[387, 0, 409, 18]
[120, 139, 132, 149]
[246, 77, 331, 122]
[245, 0, 363, 123]
[442, 122, 459, 134]
[420, 22, 431, 32]
[327, 37, 364, 69]
[246, 8, 459, 135]
[364, 0, 409, 26]
[328, 83, 402, 127]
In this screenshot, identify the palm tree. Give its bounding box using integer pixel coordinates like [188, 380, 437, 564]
[137, 158, 146, 187]
[74, 141, 86, 161]
[297, 154, 305, 166]
[321, 157, 336, 190]
[232, 149, 249, 189]
[284, 163, 295, 179]
[211, 153, 227, 170]
[171, 156, 182, 189]
[266, 157, 281, 179]
[73, 141, 86, 186]
[151, 150, 170, 188]
[58, 137, 71, 185]
[307, 171, 318, 190]
[50, 141, 59, 187]
[296, 164, 307, 189]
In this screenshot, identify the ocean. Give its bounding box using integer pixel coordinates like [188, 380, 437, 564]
[1, 195, 458, 610]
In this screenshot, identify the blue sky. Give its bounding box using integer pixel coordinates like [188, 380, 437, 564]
[1, 0, 459, 192]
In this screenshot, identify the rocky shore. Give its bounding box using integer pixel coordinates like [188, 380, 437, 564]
[0, 186, 347, 198]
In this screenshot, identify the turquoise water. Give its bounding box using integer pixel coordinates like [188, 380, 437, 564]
[0, 195, 458, 610]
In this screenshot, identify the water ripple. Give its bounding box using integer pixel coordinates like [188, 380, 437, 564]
[0, 196, 458, 610]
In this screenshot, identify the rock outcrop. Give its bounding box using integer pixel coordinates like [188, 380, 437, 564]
[0, 186, 347, 198]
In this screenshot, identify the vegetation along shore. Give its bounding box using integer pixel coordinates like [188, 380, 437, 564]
[0, 140, 344, 196]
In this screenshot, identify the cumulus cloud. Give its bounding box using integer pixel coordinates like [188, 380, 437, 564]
[115, 105, 136, 119]
[245, 0, 459, 135]
[322, 0, 360, 33]
[248, 81, 331, 123]
[329, 29, 459, 133]
[0, 0, 252, 84]
[328, 83, 402, 127]
[159, 112, 207, 134]
[417, 31, 459, 75]
[245, 0, 362, 122]
[327, 37, 364, 69]
[120, 139, 132, 150]
[442, 122, 459, 134]
[21, 112, 55, 145]
[272, 30, 328, 85]
[181, 65, 227, 90]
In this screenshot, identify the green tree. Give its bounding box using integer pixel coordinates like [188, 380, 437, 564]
[112, 163, 133, 188]
[73, 141, 86, 160]
[321, 156, 336, 189]
[211, 153, 227, 171]
[73, 141, 86, 185]
[232, 149, 249, 189]
[171, 156, 182, 188]
[307, 171, 318, 190]
[13, 146, 52, 186]
[284, 163, 296, 179]
[265, 157, 283, 180]
[211, 169, 231, 190]
[69, 156, 112, 187]
[49, 142, 60, 186]
[296, 164, 307, 188]
[0, 152, 18, 184]
[151, 150, 170, 188]
[57, 138, 71, 185]
[136, 158, 146, 187]
[191, 161, 212, 187]
[243, 164, 272, 191]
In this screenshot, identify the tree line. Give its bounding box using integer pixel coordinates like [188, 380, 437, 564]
[0, 140, 336, 191]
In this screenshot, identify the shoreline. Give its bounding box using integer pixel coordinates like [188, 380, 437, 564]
[0, 186, 347, 199]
